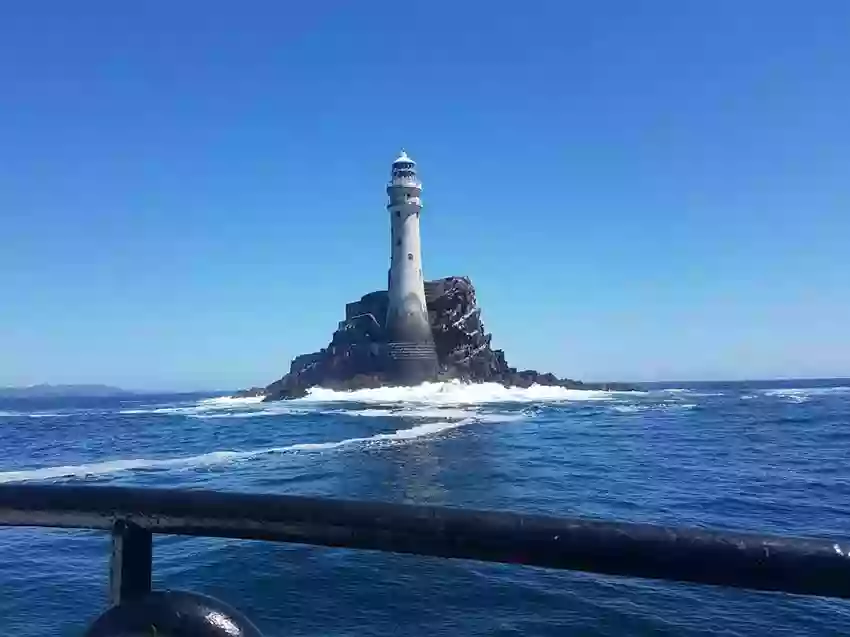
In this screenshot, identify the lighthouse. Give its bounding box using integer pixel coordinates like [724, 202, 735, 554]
[385, 150, 438, 382]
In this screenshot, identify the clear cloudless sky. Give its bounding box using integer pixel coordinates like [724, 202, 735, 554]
[1, 1, 849, 390]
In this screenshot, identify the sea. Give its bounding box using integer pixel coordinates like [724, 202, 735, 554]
[1, 379, 849, 636]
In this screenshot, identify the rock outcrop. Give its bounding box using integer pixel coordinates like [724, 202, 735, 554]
[259, 276, 631, 401]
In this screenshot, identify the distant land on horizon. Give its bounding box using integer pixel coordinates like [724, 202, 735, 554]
[0, 384, 135, 399]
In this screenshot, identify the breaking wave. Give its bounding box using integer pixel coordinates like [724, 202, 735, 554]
[298, 381, 622, 405]
[763, 386, 849, 397]
[119, 395, 267, 417]
[761, 386, 850, 403]
[199, 395, 266, 407]
[0, 409, 522, 484]
[114, 382, 625, 418]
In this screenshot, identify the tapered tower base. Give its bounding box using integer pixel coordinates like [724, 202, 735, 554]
[386, 341, 439, 384]
[385, 300, 438, 384]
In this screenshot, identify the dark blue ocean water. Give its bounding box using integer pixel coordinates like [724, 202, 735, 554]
[1, 380, 849, 636]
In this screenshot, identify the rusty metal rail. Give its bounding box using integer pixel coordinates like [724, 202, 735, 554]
[1, 484, 849, 606]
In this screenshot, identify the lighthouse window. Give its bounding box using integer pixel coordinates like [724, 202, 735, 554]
[396, 238, 401, 247]
[407, 253, 414, 261]
[395, 210, 400, 218]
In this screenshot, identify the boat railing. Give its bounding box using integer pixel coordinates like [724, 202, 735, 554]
[1, 484, 848, 633]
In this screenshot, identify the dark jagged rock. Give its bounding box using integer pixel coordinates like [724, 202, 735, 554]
[258, 276, 632, 401]
[232, 387, 266, 398]
[425, 276, 509, 382]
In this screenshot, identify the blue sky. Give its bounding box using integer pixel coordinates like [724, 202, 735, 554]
[1, 1, 848, 390]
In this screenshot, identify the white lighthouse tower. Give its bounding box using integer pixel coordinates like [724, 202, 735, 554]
[385, 150, 438, 382]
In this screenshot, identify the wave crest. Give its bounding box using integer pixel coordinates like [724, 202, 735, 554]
[299, 381, 620, 405]
[0, 409, 522, 484]
[761, 386, 850, 403]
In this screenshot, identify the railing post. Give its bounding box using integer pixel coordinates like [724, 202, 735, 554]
[109, 520, 152, 606]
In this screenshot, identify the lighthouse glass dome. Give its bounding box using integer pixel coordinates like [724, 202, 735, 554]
[390, 151, 420, 188]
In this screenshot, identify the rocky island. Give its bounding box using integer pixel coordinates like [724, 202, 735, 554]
[250, 276, 631, 401]
[241, 151, 631, 401]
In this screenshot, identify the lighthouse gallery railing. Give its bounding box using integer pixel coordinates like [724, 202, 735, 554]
[1, 484, 849, 610]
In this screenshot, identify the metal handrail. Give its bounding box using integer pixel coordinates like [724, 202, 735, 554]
[1, 484, 849, 606]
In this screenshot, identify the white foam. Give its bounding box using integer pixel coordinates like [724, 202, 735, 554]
[120, 395, 267, 417]
[197, 395, 266, 407]
[187, 405, 481, 421]
[188, 405, 313, 419]
[321, 406, 479, 420]
[0, 411, 522, 484]
[299, 381, 618, 405]
[659, 388, 723, 397]
[763, 386, 849, 399]
[0, 411, 69, 419]
[760, 386, 850, 404]
[609, 402, 696, 414]
[116, 383, 624, 420]
[610, 405, 641, 413]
